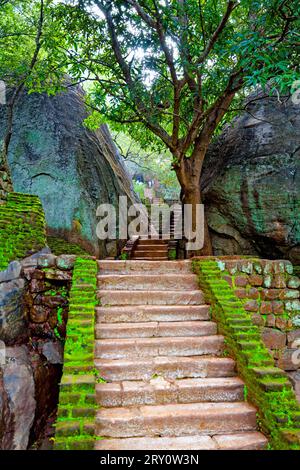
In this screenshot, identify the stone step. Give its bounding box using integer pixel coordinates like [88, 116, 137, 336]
[97, 289, 205, 306]
[95, 355, 236, 381]
[96, 377, 244, 407]
[95, 402, 257, 438]
[139, 239, 168, 244]
[133, 250, 168, 258]
[95, 432, 267, 450]
[98, 260, 192, 274]
[95, 336, 224, 360]
[135, 244, 168, 251]
[96, 305, 210, 323]
[96, 321, 217, 339]
[97, 274, 198, 291]
[133, 257, 169, 261]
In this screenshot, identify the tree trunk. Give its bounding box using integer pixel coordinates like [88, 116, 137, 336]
[181, 184, 212, 257]
[175, 149, 213, 257]
[0, 103, 14, 204]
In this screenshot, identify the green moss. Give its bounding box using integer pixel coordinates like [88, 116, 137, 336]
[168, 248, 177, 260]
[47, 236, 90, 256]
[54, 257, 98, 451]
[0, 192, 46, 271]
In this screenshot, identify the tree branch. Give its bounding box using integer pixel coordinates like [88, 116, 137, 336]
[197, 0, 237, 64]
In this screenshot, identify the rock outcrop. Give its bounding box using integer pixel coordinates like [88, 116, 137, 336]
[202, 91, 300, 262]
[0, 87, 136, 257]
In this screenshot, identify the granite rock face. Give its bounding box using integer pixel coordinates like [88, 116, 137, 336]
[1, 346, 36, 450]
[0, 277, 27, 345]
[202, 92, 300, 261]
[0, 87, 136, 257]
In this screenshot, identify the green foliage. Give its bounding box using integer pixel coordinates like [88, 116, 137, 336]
[168, 248, 177, 260]
[54, 0, 299, 160]
[0, 0, 69, 95]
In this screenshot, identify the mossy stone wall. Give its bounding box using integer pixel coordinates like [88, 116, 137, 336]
[54, 257, 98, 450]
[193, 258, 300, 450]
[0, 192, 46, 271]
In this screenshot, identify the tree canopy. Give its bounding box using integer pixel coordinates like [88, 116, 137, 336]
[55, 0, 300, 161]
[0, 0, 299, 251]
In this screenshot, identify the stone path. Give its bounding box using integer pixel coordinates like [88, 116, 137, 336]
[94, 259, 268, 450]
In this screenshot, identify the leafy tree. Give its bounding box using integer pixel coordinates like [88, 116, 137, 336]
[56, 0, 300, 253]
[0, 0, 69, 203]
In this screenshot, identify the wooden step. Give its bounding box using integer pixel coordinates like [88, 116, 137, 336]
[95, 336, 224, 360]
[95, 356, 237, 381]
[97, 289, 205, 306]
[96, 321, 217, 339]
[96, 377, 244, 407]
[95, 402, 257, 438]
[98, 260, 192, 274]
[97, 274, 198, 291]
[95, 432, 267, 450]
[96, 305, 210, 323]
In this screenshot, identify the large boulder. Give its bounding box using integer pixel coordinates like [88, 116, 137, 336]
[0, 87, 136, 257]
[202, 91, 300, 262]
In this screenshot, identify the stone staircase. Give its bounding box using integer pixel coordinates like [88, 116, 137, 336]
[132, 239, 169, 260]
[94, 260, 268, 450]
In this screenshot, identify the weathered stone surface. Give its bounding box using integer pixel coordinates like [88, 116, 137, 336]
[288, 277, 300, 289]
[244, 300, 259, 312]
[260, 301, 272, 315]
[42, 341, 63, 364]
[0, 368, 14, 450]
[275, 316, 287, 331]
[248, 274, 263, 287]
[278, 349, 300, 371]
[248, 288, 259, 300]
[0, 261, 22, 283]
[0, 87, 136, 257]
[1, 346, 35, 450]
[262, 328, 286, 350]
[30, 279, 46, 293]
[44, 269, 72, 282]
[37, 254, 56, 269]
[29, 351, 62, 445]
[29, 305, 50, 324]
[234, 276, 249, 287]
[272, 301, 284, 315]
[266, 315, 276, 328]
[287, 372, 300, 402]
[56, 255, 76, 270]
[202, 92, 300, 260]
[0, 279, 27, 344]
[21, 248, 52, 268]
[252, 313, 265, 327]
